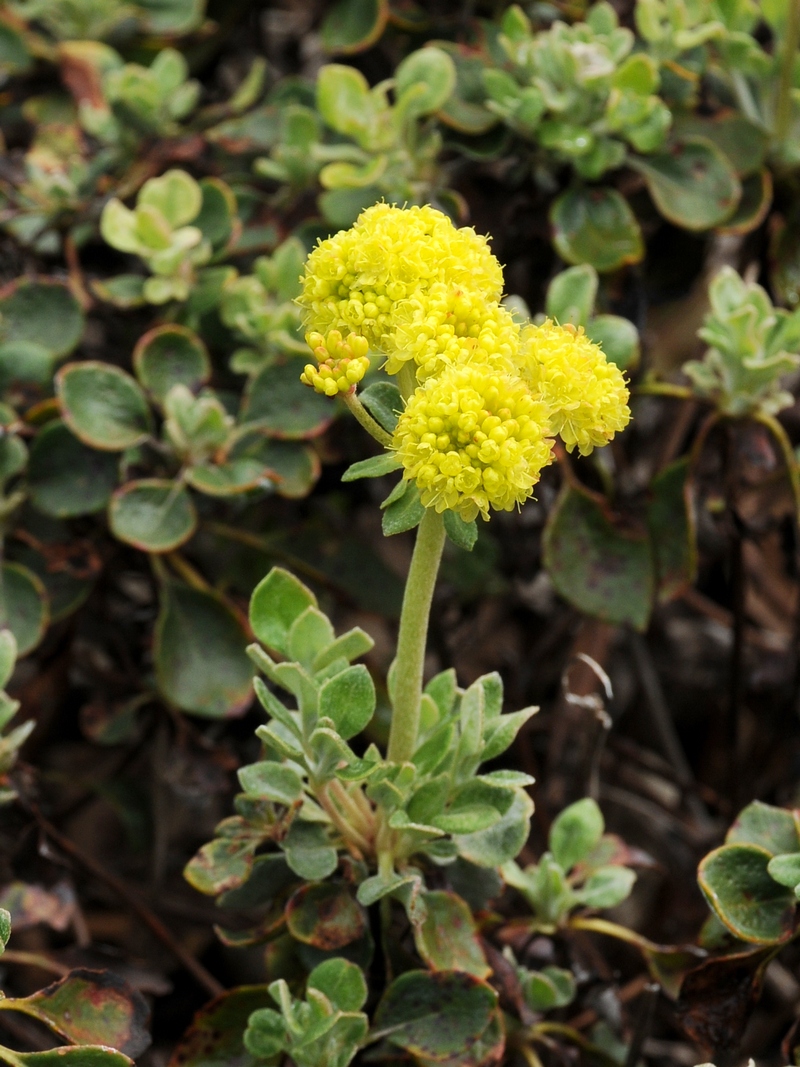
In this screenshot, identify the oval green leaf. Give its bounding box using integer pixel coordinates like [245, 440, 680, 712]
[109, 480, 197, 553]
[320, 0, 389, 54]
[373, 970, 498, 1061]
[0, 278, 83, 358]
[132, 325, 210, 405]
[550, 187, 644, 272]
[285, 882, 367, 949]
[57, 362, 152, 452]
[699, 843, 796, 944]
[0, 968, 150, 1058]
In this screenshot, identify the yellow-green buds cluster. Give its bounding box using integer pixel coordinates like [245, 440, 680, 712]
[300, 330, 370, 396]
[299, 203, 631, 521]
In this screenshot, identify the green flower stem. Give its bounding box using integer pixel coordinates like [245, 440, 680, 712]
[342, 390, 394, 448]
[386, 506, 446, 764]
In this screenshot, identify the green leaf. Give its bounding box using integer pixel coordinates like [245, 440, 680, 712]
[318, 664, 375, 740]
[577, 865, 636, 908]
[373, 970, 498, 1061]
[313, 628, 374, 672]
[167, 985, 272, 1067]
[187, 459, 271, 498]
[543, 484, 654, 630]
[481, 707, 537, 762]
[320, 0, 389, 55]
[288, 606, 335, 668]
[282, 820, 338, 880]
[725, 800, 800, 855]
[382, 483, 425, 535]
[550, 798, 604, 872]
[316, 65, 374, 140]
[183, 838, 257, 896]
[550, 187, 643, 273]
[57, 362, 152, 452]
[585, 314, 640, 371]
[91, 274, 146, 309]
[699, 843, 796, 944]
[425, 669, 457, 717]
[443, 510, 478, 551]
[395, 47, 456, 119]
[195, 177, 237, 250]
[243, 361, 334, 440]
[671, 113, 768, 179]
[250, 567, 318, 657]
[109, 480, 196, 553]
[455, 789, 533, 868]
[629, 137, 741, 231]
[342, 453, 401, 481]
[0, 278, 83, 359]
[139, 169, 201, 228]
[0, 969, 150, 1058]
[2, 562, 48, 657]
[767, 853, 800, 893]
[521, 966, 576, 1011]
[359, 381, 403, 432]
[133, 325, 210, 405]
[28, 421, 118, 518]
[219, 854, 297, 910]
[0, 342, 53, 389]
[546, 265, 598, 327]
[415, 891, 490, 978]
[154, 580, 253, 718]
[238, 761, 304, 805]
[308, 958, 367, 1013]
[285, 882, 367, 949]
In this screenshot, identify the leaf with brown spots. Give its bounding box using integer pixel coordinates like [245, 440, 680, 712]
[285, 882, 366, 950]
[169, 986, 272, 1067]
[0, 969, 151, 1058]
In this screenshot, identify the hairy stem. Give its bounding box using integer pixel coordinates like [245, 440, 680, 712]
[386, 507, 446, 764]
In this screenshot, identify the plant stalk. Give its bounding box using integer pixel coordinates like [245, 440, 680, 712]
[386, 507, 446, 764]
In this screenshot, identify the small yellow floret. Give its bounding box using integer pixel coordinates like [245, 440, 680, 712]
[393, 364, 554, 521]
[519, 320, 631, 455]
[298, 204, 504, 352]
[300, 329, 370, 396]
[385, 283, 520, 380]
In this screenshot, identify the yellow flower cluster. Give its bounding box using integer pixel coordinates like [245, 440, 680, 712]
[298, 203, 502, 353]
[519, 321, 632, 456]
[394, 364, 554, 521]
[298, 203, 631, 521]
[300, 330, 370, 396]
[385, 283, 520, 381]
